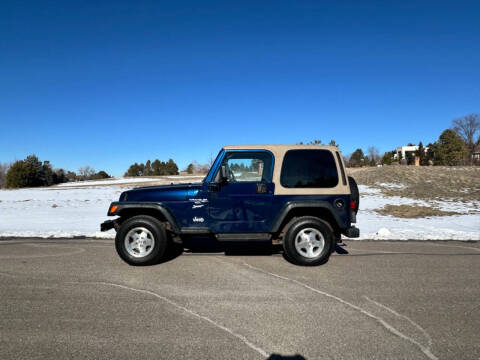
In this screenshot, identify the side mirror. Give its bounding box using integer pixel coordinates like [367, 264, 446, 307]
[220, 165, 228, 183]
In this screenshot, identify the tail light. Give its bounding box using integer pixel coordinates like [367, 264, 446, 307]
[350, 200, 356, 211]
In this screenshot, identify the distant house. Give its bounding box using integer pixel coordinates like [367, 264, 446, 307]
[473, 146, 480, 161]
[393, 145, 429, 161]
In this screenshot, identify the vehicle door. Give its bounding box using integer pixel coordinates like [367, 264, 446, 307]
[207, 150, 274, 233]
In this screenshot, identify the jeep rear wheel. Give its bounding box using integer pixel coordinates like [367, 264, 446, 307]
[283, 216, 334, 266]
[115, 215, 167, 266]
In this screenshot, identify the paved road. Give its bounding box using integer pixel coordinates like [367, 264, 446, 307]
[0, 239, 479, 360]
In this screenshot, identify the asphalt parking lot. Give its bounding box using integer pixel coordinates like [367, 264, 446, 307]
[0, 239, 479, 360]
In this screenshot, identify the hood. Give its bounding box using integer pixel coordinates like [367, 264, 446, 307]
[120, 183, 202, 202]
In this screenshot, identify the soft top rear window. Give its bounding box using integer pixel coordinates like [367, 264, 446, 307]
[280, 150, 338, 188]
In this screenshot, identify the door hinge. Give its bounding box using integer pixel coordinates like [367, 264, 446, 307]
[256, 183, 267, 194]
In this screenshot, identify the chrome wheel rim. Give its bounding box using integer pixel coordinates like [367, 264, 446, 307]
[294, 228, 324, 258]
[124, 227, 155, 258]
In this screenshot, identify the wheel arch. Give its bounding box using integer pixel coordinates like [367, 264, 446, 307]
[110, 202, 180, 233]
[271, 202, 342, 237]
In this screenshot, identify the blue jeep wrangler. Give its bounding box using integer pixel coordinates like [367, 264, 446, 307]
[101, 145, 360, 266]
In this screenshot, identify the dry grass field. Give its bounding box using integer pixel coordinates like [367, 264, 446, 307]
[349, 165, 480, 202]
[374, 204, 460, 218]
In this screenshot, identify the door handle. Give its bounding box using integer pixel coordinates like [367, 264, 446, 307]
[208, 184, 221, 192]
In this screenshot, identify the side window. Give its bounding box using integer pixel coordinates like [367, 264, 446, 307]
[216, 152, 273, 182]
[280, 150, 339, 188]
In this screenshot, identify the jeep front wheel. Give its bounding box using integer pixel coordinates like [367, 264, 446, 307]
[283, 216, 334, 266]
[115, 215, 167, 266]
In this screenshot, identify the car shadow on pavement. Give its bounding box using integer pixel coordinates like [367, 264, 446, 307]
[267, 354, 306, 360]
[159, 238, 350, 264]
[334, 244, 349, 254]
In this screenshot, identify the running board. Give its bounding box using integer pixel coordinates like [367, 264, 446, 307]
[215, 233, 271, 242]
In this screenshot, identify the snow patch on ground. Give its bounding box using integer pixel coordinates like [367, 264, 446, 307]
[0, 184, 479, 240]
[376, 228, 392, 238]
[356, 185, 480, 240]
[0, 186, 122, 238]
[358, 185, 381, 195]
[375, 182, 407, 190]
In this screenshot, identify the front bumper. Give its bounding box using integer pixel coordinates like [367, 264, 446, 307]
[100, 219, 119, 232]
[343, 226, 360, 238]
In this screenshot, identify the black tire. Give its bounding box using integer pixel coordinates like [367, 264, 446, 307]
[348, 176, 360, 214]
[115, 215, 167, 266]
[282, 216, 334, 266]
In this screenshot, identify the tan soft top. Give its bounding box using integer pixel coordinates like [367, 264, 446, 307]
[223, 144, 339, 151]
[222, 145, 349, 195]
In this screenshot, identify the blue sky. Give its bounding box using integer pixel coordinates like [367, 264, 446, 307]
[1, 0, 479, 176]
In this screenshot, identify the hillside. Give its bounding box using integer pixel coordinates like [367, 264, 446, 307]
[349, 165, 480, 202]
[345, 166, 479, 240]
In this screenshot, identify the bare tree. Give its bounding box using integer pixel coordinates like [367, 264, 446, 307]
[208, 153, 216, 166]
[367, 146, 380, 165]
[452, 114, 480, 161]
[190, 161, 210, 174]
[0, 163, 10, 188]
[78, 166, 96, 180]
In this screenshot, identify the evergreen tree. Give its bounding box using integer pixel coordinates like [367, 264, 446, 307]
[166, 159, 179, 175]
[363, 155, 370, 166]
[6, 160, 31, 188]
[251, 159, 261, 173]
[186, 163, 194, 174]
[432, 129, 468, 165]
[125, 163, 141, 177]
[152, 159, 161, 175]
[298, 139, 322, 145]
[416, 142, 428, 166]
[381, 153, 392, 165]
[24, 155, 44, 186]
[405, 151, 414, 165]
[144, 160, 152, 176]
[125, 158, 179, 176]
[66, 171, 77, 181]
[349, 149, 365, 167]
[53, 169, 67, 183]
[5, 154, 58, 188]
[94, 170, 110, 179]
[42, 161, 54, 186]
[157, 161, 166, 175]
[425, 143, 434, 165]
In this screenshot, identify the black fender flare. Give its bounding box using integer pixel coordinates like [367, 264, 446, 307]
[269, 201, 344, 233]
[107, 202, 181, 233]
